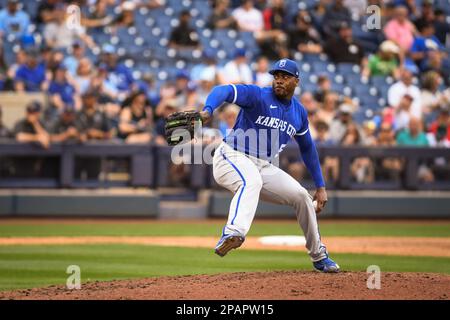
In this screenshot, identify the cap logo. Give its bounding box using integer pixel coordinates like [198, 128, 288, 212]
[279, 59, 286, 67]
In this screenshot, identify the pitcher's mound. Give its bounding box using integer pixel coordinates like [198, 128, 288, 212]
[1, 271, 449, 300]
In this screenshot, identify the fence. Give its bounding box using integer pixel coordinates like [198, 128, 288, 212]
[0, 140, 449, 191]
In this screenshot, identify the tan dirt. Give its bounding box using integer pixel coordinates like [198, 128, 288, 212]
[1, 271, 449, 300]
[0, 236, 449, 257]
[0, 218, 448, 225]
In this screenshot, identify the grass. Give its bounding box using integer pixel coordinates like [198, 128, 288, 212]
[0, 244, 449, 291]
[0, 220, 448, 291]
[0, 220, 449, 238]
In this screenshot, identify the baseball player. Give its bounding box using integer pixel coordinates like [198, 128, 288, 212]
[200, 59, 340, 273]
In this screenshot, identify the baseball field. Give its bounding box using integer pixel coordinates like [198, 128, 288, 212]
[0, 218, 449, 300]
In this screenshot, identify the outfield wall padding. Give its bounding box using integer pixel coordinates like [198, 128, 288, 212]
[0, 192, 13, 216]
[209, 191, 450, 219]
[0, 190, 159, 217]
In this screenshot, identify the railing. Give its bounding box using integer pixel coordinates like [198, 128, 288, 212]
[0, 140, 449, 190]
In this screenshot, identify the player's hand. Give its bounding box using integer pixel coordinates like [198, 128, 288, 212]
[199, 111, 212, 125]
[313, 187, 328, 214]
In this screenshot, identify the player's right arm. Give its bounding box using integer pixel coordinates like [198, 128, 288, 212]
[200, 84, 261, 124]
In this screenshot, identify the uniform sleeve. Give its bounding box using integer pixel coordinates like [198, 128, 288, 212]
[203, 84, 261, 115]
[295, 106, 309, 137]
[294, 130, 325, 188]
[294, 106, 325, 188]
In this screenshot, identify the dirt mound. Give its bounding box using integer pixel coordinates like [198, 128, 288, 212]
[1, 271, 449, 300]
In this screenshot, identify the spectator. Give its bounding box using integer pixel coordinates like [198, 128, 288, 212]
[112, 1, 136, 28]
[43, 4, 95, 50]
[232, 0, 286, 59]
[410, 23, 447, 72]
[313, 120, 333, 146]
[313, 75, 332, 103]
[82, 0, 115, 29]
[137, 72, 160, 107]
[396, 116, 428, 146]
[393, 94, 414, 132]
[14, 47, 48, 92]
[262, 0, 287, 31]
[174, 70, 198, 108]
[383, 5, 417, 53]
[433, 9, 450, 45]
[300, 91, 319, 116]
[420, 71, 448, 115]
[362, 120, 377, 146]
[363, 40, 401, 79]
[45, 48, 65, 73]
[254, 56, 272, 87]
[4, 48, 27, 91]
[413, 0, 434, 31]
[0, 0, 30, 40]
[316, 91, 339, 125]
[191, 49, 219, 83]
[324, 22, 366, 65]
[0, 105, 11, 138]
[322, 0, 352, 38]
[375, 122, 403, 180]
[343, 0, 367, 20]
[397, 116, 433, 182]
[219, 48, 253, 84]
[155, 82, 178, 118]
[75, 91, 113, 142]
[118, 91, 153, 144]
[46, 64, 81, 122]
[169, 10, 200, 50]
[329, 103, 361, 144]
[12, 101, 55, 178]
[288, 10, 323, 55]
[73, 91, 113, 180]
[63, 41, 86, 76]
[388, 67, 422, 119]
[341, 123, 374, 183]
[49, 103, 81, 143]
[35, 0, 63, 25]
[14, 101, 50, 149]
[232, 0, 264, 33]
[207, 0, 237, 29]
[89, 63, 121, 103]
[154, 98, 177, 145]
[73, 57, 93, 95]
[196, 66, 219, 107]
[428, 105, 450, 147]
[100, 45, 135, 100]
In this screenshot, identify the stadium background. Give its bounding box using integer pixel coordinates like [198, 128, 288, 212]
[0, 0, 449, 299]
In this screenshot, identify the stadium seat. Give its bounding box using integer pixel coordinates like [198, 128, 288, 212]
[337, 63, 360, 74]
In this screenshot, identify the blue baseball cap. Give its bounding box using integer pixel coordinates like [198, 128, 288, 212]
[269, 59, 299, 78]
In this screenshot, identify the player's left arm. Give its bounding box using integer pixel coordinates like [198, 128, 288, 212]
[294, 111, 327, 213]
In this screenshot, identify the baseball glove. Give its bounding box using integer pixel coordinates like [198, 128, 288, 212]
[164, 110, 202, 146]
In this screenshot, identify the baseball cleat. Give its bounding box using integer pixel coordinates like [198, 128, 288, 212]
[313, 257, 340, 273]
[214, 234, 245, 257]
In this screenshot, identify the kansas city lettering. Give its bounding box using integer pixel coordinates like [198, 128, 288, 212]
[255, 116, 296, 136]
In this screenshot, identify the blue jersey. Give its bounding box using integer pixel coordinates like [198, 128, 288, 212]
[204, 84, 325, 188]
[15, 63, 46, 92]
[223, 84, 309, 160]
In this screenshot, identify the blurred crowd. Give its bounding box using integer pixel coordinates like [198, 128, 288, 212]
[0, 0, 449, 184]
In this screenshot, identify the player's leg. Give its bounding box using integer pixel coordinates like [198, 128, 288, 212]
[259, 163, 338, 271]
[212, 143, 263, 256]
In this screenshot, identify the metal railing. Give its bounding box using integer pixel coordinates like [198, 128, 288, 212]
[0, 140, 449, 190]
